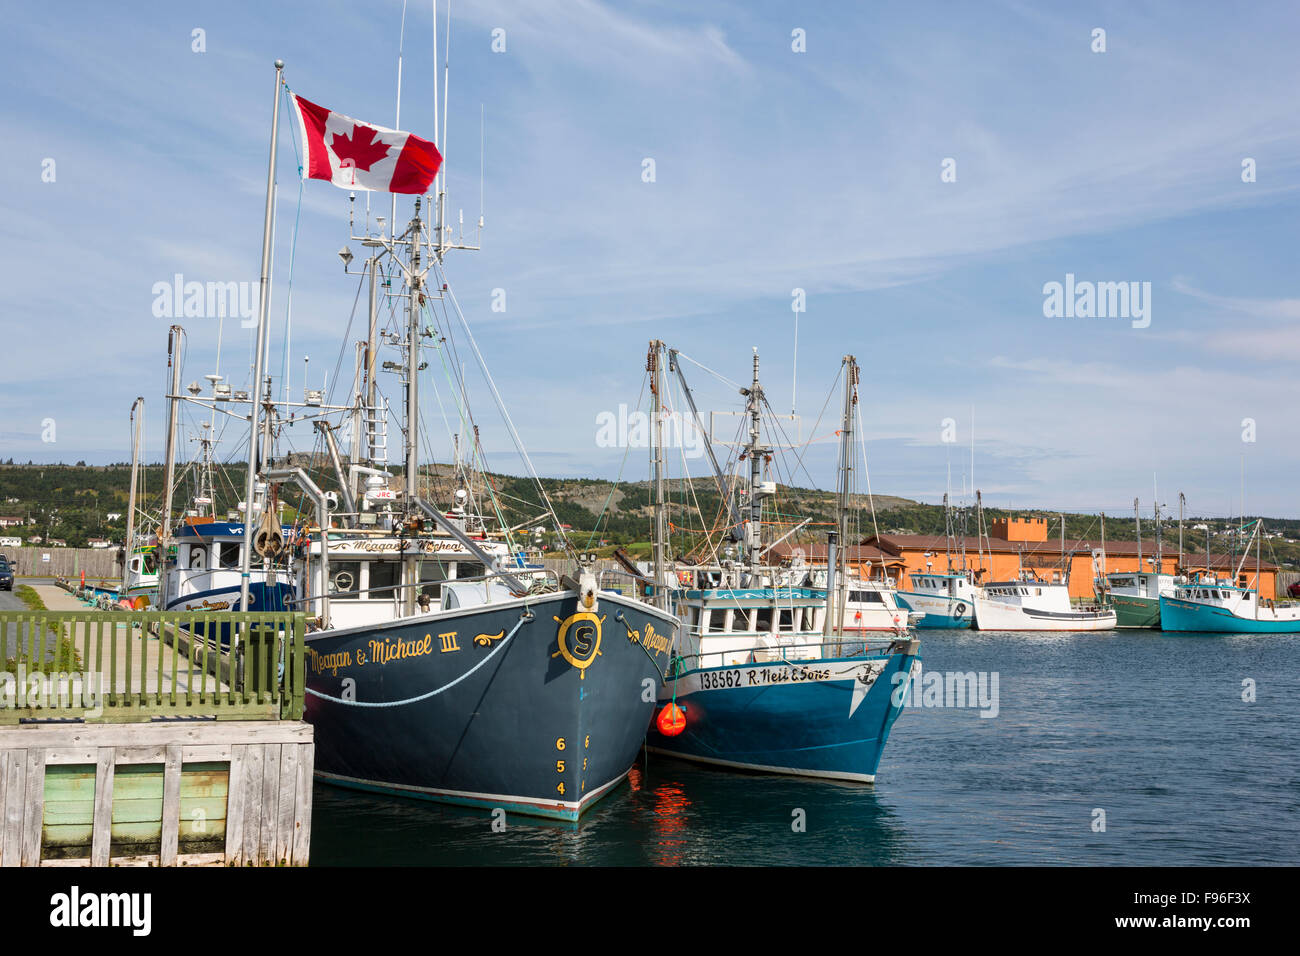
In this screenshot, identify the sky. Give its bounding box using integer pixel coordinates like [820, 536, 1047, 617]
[1, 0, 1298, 518]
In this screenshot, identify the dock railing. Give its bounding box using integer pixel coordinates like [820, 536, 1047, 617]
[0, 610, 306, 724]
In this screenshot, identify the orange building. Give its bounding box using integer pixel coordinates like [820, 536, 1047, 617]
[858, 515, 1279, 600]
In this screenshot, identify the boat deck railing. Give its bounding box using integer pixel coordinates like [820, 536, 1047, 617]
[0, 609, 306, 723]
[286, 567, 562, 610]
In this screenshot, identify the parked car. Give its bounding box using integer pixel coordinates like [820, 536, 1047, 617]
[1289, 580, 1300, 599]
[0, 559, 13, 591]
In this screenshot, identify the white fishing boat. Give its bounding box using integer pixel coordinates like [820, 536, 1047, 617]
[972, 575, 1116, 631]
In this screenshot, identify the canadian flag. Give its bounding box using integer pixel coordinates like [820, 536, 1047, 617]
[290, 94, 442, 194]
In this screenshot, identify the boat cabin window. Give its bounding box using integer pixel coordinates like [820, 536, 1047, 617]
[418, 561, 447, 601]
[454, 561, 486, 581]
[753, 608, 773, 633]
[329, 561, 362, 599]
[218, 542, 241, 569]
[369, 560, 401, 600]
[705, 609, 728, 633]
[850, 590, 884, 604]
[778, 608, 795, 631]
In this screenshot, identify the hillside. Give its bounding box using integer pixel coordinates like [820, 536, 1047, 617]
[0, 462, 1297, 569]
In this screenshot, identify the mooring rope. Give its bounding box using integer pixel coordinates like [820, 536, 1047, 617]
[304, 609, 532, 708]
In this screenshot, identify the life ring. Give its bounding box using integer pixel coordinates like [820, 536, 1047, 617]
[677, 570, 692, 586]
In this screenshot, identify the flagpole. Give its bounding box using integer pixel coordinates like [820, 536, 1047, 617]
[238, 58, 285, 637]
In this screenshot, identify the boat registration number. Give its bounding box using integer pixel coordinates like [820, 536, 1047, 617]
[699, 666, 833, 690]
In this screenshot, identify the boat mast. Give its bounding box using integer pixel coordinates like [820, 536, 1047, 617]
[744, 348, 766, 576]
[401, 199, 424, 615]
[833, 355, 858, 633]
[238, 59, 284, 622]
[649, 340, 669, 608]
[1178, 492, 1185, 572]
[1134, 497, 1142, 576]
[126, 397, 144, 558]
[1100, 511, 1107, 579]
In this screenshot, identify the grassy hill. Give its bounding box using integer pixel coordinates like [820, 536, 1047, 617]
[1, 461, 1296, 569]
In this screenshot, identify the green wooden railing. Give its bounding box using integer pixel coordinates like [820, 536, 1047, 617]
[0, 610, 306, 724]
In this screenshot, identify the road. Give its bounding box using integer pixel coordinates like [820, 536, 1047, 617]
[1, 578, 59, 663]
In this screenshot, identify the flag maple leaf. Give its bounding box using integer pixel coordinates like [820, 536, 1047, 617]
[330, 123, 391, 171]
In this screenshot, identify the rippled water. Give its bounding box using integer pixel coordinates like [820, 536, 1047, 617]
[310, 630, 1300, 865]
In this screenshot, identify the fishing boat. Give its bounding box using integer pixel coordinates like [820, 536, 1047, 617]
[642, 347, 920, 781]
[1159, 519, 1300, 633]
[229, 38, 679, 821]
[895, 571, 979, 629]
[161, 519, 294, 618]
[972, 575, 1116, 631]
[1100, 571, 1178, 628]
[1093, 496, 1182, 628]
[894, 493, 979, 628]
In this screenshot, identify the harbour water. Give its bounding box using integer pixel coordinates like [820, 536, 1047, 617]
[310, 629, 1299, 866]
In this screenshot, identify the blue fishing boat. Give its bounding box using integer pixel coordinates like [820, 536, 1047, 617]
[895, 572, 978, 629]
[1160, 520, 1300, 633]
[1159, 581, 1300, 633]
[159, 520, 295, 645]
[646, 585, 919, 781]
[640, 348, 919, 782]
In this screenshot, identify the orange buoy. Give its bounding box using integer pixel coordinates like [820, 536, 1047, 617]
[657, 702, 686, 737]
[854, 611, 862, 621]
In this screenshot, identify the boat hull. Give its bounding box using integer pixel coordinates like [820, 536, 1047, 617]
[973, 598, 1116, 631]
[1158, 596, 1300, 634]
[645, 643, 919, 782]
[895, 591, 974, 629]
[164, 580, 294, 646]
[304, 590, 678, 822]
[1109, 593, 1162, 629]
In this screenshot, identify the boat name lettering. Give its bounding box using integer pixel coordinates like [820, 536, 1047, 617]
[371, 634, 436, 664]
[306, 646, 353, 677]
[623, 620, 670, 657]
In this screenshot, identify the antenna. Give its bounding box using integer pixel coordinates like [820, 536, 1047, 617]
[442, 0, 451, 201]
[969, 405, 975, 499]
[392, 0, 408, 241]
[479, 102, 485, 230]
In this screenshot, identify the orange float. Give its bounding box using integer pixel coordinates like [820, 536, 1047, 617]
[656, 702, 686, 737]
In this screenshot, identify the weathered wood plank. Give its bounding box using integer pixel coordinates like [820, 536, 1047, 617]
[180, 744, 232, 762]
[90, 749, 114, 867]
[159, 744, 182, 866]
[21, 749, 44, 865]
[259, 744, 280, 866]
[0, 750, 8, 866]
[276, 744, 298, 865]
[2, 750, 26, 867]
[292, 742, 313, 866]
[43, 748, 99, 766]
[0, 721, 312, 750]
[225, 744, 246, 866]
[111, 745, 168, 765]
[242, 743, 264, 865]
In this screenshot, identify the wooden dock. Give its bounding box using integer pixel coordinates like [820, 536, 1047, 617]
[0, 604, 312, 866]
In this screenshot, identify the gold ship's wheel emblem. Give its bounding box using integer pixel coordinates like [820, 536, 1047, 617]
[552, 612, 605, 678]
